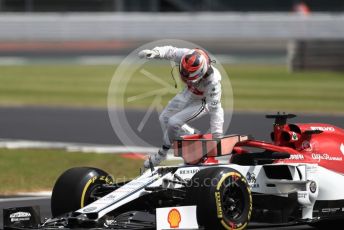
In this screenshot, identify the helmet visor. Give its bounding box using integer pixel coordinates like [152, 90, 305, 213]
[179, 65, 202, 83]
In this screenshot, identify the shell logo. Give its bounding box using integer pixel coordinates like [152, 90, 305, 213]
[167, 208, 181, 228]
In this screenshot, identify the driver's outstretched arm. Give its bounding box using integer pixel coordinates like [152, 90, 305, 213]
[139, 46, 190, 63]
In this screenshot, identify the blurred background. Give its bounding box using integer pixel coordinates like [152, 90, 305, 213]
[0, 0, 343, 69]
[0, 0, 343, 195]
[0, 0, 343, 12]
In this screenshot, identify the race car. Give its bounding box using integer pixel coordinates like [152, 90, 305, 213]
[5, 113, 344, 229]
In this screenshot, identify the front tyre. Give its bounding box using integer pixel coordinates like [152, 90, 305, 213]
[51, 167, 113, 217]
[187, 167, 252, 230]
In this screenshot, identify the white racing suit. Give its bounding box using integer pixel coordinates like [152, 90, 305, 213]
[153, 46, 224, 148]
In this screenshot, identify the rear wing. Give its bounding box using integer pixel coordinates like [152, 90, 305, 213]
[173, 134, 249, 164]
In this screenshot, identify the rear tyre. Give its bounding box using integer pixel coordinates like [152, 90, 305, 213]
[51, 167, 113, 217]
[187, 167, 252, 230]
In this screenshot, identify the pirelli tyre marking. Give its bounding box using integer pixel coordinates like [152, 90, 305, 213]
[215, 172, 252, 230]
[81, 175, 113, 208]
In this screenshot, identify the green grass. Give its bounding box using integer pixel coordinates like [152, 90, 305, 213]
[0, 64, 343, 113]
[0, 65, 115, 107]
[229, 65, 344, 113]
[0, 148, 144, 194]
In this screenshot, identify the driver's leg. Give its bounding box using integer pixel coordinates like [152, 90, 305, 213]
[144, 92, 188, 168]
[165, 99, 207, 147]
[159, 92, 187, 134]
[144, 99, 207, 168]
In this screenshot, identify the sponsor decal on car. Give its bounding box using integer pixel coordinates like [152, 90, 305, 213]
[310, 126, 335, 132]
[156, 206, 198, 230]
[289, 154, 305, 160]
[10, 212, 31, 222]
[4, 206, 40, 229]
[312, 153, 343, 162]
[178, 168, 199, 175]
[321, 208, 341, 213]
[291, 132, 298, 141]
[246, 172, 259, 188]
[341, 143, 344, 155]
[167, 208, 181, 228]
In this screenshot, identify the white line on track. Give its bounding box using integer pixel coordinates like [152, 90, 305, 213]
[0, 138, 180, 160]
[15, 191, 52, 197]
[0, 139, 232, 162]
[0, 57, 28, 65]
[0, 197, 50, 203]
[0, 138, 157, 153]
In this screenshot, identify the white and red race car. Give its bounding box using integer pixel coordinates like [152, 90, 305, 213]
[5, 114, 344, 229]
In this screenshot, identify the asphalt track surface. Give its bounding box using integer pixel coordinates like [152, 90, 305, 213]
[0, 106, 343, 147]
[0, 106, 342, 229]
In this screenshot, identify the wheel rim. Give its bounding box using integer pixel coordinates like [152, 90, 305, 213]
[221, 178, 245, 221]
[87, 184, 104, 203]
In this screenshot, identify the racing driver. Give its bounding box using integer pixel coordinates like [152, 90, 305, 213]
[138, 46, 224, 168]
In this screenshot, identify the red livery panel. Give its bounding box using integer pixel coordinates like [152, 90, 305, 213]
[177, 114, 344, 174]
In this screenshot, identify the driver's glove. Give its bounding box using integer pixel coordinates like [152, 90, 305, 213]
[138, 49, 160, 59]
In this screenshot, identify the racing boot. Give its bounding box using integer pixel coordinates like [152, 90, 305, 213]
[144, 146, 169, 168]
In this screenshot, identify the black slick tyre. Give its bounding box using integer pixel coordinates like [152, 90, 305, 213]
[187, 167, 252, 230]
[51, 167, 113, 217]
